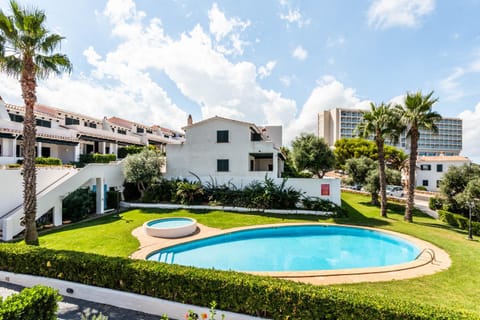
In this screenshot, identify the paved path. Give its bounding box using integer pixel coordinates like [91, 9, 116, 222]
[0, 281, 162, 320]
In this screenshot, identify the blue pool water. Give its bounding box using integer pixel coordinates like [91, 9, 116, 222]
[147, 225, 420, 272]
[147, 218, 195, 229]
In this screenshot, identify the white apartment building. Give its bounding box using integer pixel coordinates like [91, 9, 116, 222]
[165, 116, 285, 180]
[0, 97, 184, 165]
[318, 108, 462, 156]
[415, 155, 471, 192]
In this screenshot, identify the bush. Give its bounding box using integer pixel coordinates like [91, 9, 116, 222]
[35, 157, 62, 166]
[0, 244, 476, 320]
[62, 188, 95, 222]
[143, 179, 180, 203]
[107, 189, 122, 210]
[429, 197, 444, 210]
[0, 285, 61, 320]
[301, 197, 347, 216]
[117, 146, 145, 159]
[79, 153, 116, 165]
[415, 186, 428, 191]
[438, 210, 480, 236]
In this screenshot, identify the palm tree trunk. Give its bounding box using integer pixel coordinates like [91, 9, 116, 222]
[377, 137, 387, 217]
[21, 55, 39, 245]
[405, 129, 418, 222]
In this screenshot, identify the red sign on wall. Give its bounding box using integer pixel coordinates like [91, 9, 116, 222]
[321, 184, 330, 196]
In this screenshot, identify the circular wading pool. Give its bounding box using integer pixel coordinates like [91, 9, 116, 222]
[143, 217, 197, 238]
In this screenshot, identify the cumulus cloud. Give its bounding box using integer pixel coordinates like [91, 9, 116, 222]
[459, 104, 480, 160]
[292, 46, 308, 60]
[367, 0, 435, 30]
[258, 60, 277, 79]
[285, 76, 370, 143]
[208, 3, 250, 55]
[279, 8, 311, 28]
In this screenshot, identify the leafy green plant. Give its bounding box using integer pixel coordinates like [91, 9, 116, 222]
[0, 285, 61, 320]
[35, 157, 62, 166]
[176, 181, 204, 204]
[79, 153, 116, 165]
[62, 188, 95, 222]
[81, 313, 109, 320]
[123, 149, 164, 199]
[415, 186, 428, 191]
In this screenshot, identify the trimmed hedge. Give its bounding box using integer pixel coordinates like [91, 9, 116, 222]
[35, 157, 62, 166]
[0, 285, 61, 320]
[438, 210, 480, 236]
[0, 244, 476, 320]
[79, 153, 116, 165]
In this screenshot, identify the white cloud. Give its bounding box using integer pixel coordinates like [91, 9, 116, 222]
[292, 46, 308, 61]
[279, 8, 311, 28]
[280, 75, 292, 87]
[208, 3, 250, 55]
[367, 0, 435, 30]
[459, 103, 480, 161]
[258, 60, 277, 79]
[439, 68, 465, 101]
[285, 76, 370, 143]
[326, 36, 345, 48]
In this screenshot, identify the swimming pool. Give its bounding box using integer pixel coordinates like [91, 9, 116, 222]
[147, 225, 420, 272]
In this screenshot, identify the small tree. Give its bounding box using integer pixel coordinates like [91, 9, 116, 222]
[291, 133, 335, 178]
[344, 156, 376, 186]
[365, 168, 401, 205]
[123, 149, 164, 199]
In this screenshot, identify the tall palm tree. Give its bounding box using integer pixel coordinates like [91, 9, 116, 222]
[356, 102, 401, 217]
[0, 1, 72, 244]
[396, 91, 441, 222]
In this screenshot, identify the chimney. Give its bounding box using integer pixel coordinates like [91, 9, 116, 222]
[187, 114, 193, 126]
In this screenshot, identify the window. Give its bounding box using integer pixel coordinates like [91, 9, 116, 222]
[36, 119, 51, 128]
[251, 132, 262, 141]
[118, 129, 127, 135]
[65, 117, 80, 125]
[41, 147, 51, 158]
[217, 130, 229, 143]
[217, 159, 229, 172]
[89, 122, 97, 129]
[422, 180, 429, 186]
[9, 113, 24, 123]
[420, 164, 431, 171]
[437, 164, 443, 172]
[137, 127, 144, 133]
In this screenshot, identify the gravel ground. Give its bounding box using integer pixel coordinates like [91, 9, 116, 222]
[0, 281, 163, 320]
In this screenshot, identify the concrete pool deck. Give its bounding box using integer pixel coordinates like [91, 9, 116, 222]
[130, 223, 451, 285]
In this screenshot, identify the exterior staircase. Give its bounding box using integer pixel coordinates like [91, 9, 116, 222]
[0, 162, 125, 241]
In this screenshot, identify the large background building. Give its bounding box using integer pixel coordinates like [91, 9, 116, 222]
[318, 108, 463, 156]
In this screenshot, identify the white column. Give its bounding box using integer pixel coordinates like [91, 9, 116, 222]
[53, 200, 62, 226]
[74, 144, 80, 162]
[99, 142, 106, 154]
[96, 177, 105, 214]
[12, 137, 17, 160]
[273, 153, 278, 177]
[37, 141, 42, 157]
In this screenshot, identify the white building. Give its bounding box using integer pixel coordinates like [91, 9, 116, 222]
[166, 116, 285, 180]
[415, 155, 471, 192]
[166, 116, 341, 205]
[0, 97, 184, 165]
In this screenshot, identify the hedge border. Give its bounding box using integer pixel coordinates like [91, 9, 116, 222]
[0, 244, 476, 320]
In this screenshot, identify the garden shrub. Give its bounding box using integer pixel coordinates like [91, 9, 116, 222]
[122, 182, 141, 202]
[117, 145, 145, 159]
[35, 157, 62, 166]
[62, 188, 95, 222]
[415, 186, 428, 191]
[438, 210, 480, 236]
[107, 189, 122, 210]
[143, 179, 180, 203]
[0, 285, 61, 320]
[0, 244, 476, 320]
[301, 196, 347, 216]
[79, 153, 116, 165]
[429, 197, 444, 210]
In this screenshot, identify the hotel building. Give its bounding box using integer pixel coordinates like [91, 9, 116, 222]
[318, 108, 462, 156]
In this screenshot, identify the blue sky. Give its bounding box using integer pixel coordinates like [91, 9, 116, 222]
[1, 0, 480, 160]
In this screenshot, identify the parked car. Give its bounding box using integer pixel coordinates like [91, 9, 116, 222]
[386, 185, 404, 198]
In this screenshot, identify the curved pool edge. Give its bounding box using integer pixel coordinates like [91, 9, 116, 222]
[143, 217, 198, 238]
[131, 222, 451, 285]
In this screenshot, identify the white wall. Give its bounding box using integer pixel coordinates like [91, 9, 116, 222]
[416, 160, 470, 191]
[0, 167, 77, 216]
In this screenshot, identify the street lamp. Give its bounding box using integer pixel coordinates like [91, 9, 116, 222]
[467, 201, 474, 240]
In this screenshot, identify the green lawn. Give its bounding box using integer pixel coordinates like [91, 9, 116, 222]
[36, 193, 480, 314]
